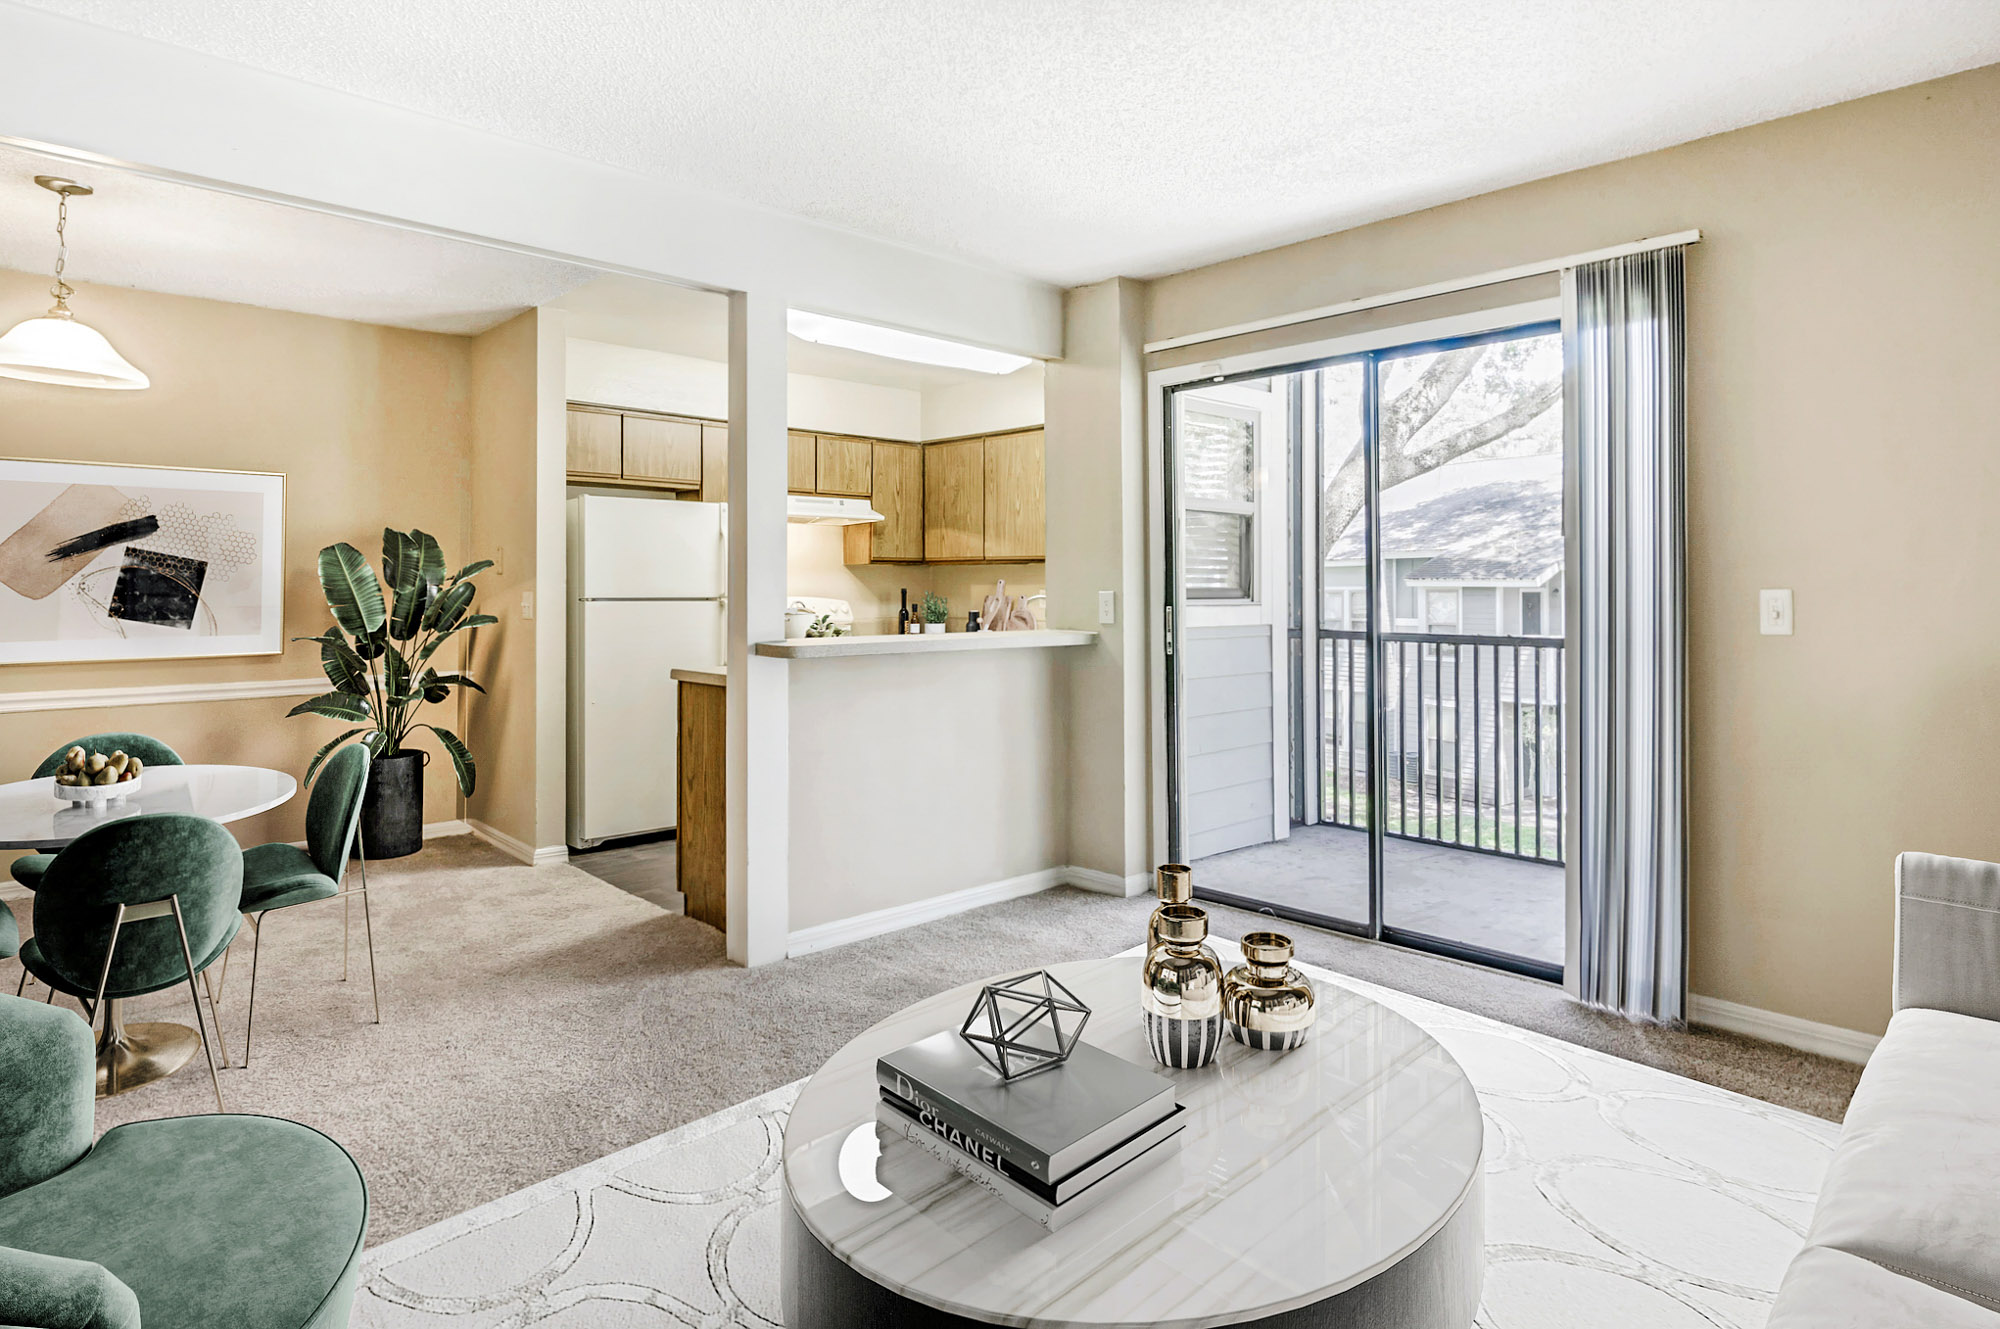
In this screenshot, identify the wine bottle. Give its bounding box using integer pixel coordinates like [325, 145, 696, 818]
[898, 588, 910, 635]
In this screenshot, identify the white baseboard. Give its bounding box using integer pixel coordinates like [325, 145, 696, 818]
[286, 819, 472, 851]
[788, 868, 1068, 957]
[466, 818, 568, 867]
[1064, 865, 1152, 897]
[1688, 994, 1881, 1065]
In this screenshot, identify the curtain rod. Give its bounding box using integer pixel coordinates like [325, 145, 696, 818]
[1143, 229, 1702, 354]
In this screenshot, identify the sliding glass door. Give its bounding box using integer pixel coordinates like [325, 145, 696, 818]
[1165, 322, 1567, 981]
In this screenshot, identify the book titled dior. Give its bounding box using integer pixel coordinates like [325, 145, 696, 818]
[876, 1030, 1175, 1183]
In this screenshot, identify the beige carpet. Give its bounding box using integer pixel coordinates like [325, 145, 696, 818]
[5, 836, 1861, 1245]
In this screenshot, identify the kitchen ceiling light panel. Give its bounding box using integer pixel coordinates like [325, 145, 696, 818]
[787, 309, 1030, 375]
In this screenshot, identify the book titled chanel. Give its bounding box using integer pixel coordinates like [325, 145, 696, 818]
[876, 1031, 1175, 1183]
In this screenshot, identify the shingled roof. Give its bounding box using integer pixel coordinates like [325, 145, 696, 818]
[1327, 475, 1561, 585]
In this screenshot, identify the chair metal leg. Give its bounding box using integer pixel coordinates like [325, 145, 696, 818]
[87, 904, 126, 1029]
[201, 967, 230, 1069]
[214, 911, 249, 1007]
[357, 851, 380, 1024]
[342, 891, 351, 981]
[168, 896, 225, 1113]
[15, 968, 27, 997]
[244, 910, 265, 1069]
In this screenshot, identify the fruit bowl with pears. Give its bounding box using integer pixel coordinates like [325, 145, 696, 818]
[49, 746, 145, 806]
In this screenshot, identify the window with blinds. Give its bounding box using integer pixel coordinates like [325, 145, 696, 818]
[1179, 405, 1257, 600]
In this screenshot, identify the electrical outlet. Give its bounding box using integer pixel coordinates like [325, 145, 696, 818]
[1098, 590, 1117, 625]
[521, 590, 535, 621]
[1759, 588, 1792, 635]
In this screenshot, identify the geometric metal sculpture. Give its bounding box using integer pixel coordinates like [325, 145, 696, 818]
[958, 969, 1091, 1081]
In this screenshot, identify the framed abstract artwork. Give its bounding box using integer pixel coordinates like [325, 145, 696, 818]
[0, 457, 284, 664]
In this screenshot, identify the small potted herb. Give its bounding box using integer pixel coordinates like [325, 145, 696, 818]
[921, 592, 949, 634]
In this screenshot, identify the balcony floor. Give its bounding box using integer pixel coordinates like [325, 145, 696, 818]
[1191, 823, 1564, 971]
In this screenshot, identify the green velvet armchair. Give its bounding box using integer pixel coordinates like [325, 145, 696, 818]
[0, 995, 368, 1329]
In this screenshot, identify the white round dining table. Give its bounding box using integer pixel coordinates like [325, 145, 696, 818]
[0, 763, 296, 850]
[4, 762, 297, 1102]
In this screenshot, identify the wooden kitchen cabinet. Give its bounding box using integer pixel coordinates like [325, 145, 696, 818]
[698, 422, 728, 503]
[566, 407, 623, 479]
[923, 439, 986, 562]
[844, 441, 923, 564]
[620, 414, 702, 489]
[982, 428, 1045, 560]
[815, 435, 873, 497]
[788, 431, 819, 492]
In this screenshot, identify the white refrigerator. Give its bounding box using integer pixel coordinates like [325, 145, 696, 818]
[566, 494, 726, 849]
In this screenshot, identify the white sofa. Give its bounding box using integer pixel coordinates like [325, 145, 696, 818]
[1767, 852, 2000, 1326]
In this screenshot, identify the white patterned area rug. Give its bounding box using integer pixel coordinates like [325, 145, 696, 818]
[352, 967, 1839, 1329]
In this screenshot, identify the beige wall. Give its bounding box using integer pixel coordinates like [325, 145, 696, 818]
[1046, 278, 1150, 888]
[462, 310, 544, 851]
[1142, 64, 2000, 1035]
[787, 650, 1067, 932]
[0, 274, 473, 864]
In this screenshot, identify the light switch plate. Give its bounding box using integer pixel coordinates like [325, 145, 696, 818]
[1098, 590, 1117, 625]
[521, 590, 535, 621]
[1759, 588, 1792, 635]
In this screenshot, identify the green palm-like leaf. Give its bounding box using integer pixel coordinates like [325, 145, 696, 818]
[416, 615, 497, 665]
[422, 580, 475, 633]
[384, 643, 413, 703]
[447, 559, 494, 584]
[304, 727, 367, 787]
[318, 543, 386, 637]
[382, 528, 428, 641]
[320, 637, 370, 696]
[412, 529, 447, 591]
[287, 692, 371, 722]
[418, 723, 476, 796]
[429, 670, 485, 694]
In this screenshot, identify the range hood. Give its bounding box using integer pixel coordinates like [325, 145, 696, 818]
[786, 495, 883, 525]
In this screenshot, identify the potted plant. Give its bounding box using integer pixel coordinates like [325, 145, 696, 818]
[921, 592, 949, 634]
[289, 529, 494, 858]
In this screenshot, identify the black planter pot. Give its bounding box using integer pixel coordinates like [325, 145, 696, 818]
[359, 750, 426, 860]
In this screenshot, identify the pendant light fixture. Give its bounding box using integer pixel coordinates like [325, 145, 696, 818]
[0, 176, 149, 390]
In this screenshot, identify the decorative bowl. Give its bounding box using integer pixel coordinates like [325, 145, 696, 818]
[52, 771, 142, 806]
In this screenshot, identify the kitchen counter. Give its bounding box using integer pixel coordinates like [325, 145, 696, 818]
[670, 668, 727, 687]
[753, 628, 1097, 659]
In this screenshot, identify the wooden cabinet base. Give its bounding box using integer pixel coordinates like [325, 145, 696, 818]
[676, 678, 727, 932]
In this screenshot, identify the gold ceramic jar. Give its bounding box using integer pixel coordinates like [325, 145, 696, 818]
[1145, 864, 1193, 959]
[1140, 904, 1224, 1068]
[1222, 931, 1317, 1051]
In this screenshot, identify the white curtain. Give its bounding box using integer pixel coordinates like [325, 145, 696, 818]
[1566, 247, 1687, 1022]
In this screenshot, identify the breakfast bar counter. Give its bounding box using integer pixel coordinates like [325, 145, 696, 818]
[754, 628, 1097, 660]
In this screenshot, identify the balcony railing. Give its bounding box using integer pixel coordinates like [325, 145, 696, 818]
[1321, 629, 1564, 865]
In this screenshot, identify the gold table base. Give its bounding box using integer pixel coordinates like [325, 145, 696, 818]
[94, 997, 200, 1098]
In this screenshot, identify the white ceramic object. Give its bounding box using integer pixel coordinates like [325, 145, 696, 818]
[922, 622, 945, 634]
[51, 770, 142, 806]
[782, 951, 1483, 1327]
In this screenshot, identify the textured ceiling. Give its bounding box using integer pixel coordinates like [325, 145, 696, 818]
[15, 0, 2000, 285]
[0, 142, 599, 333]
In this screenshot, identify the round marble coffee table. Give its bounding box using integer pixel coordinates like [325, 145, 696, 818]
[781, 948, 1484, 1328]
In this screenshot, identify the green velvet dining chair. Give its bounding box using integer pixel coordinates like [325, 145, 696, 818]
[228, 744, 377, 1066]
[0, 994, 369, 1329]
[15, 815, 241, 1111]
[10, 733, 186, 895]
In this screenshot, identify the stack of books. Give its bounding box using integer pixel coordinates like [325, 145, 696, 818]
[876, 1031, 1184, 1231]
